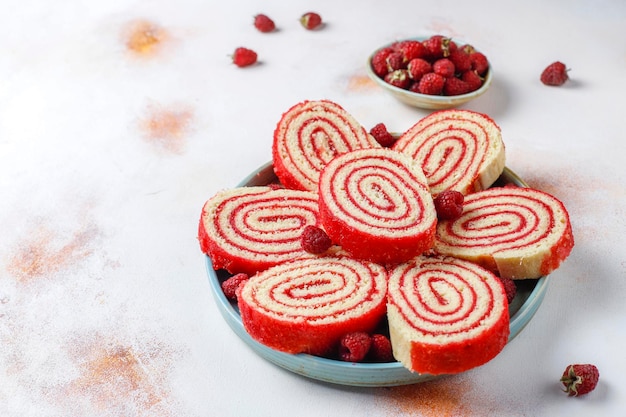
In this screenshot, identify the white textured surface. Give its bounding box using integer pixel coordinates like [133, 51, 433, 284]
[1, 0, 625, 416]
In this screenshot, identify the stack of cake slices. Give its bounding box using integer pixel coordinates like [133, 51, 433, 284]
[198, 99, 574, 376]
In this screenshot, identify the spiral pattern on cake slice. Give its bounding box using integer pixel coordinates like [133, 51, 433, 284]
[237, 256, 388, 356]
[198, 186, 321, 275]
[434, 186, 574, 280]
[318, 148, 437, 265]
[387, 255, 510, 375]
[272, 99, 380, 191]
[392, 109, 505, 196]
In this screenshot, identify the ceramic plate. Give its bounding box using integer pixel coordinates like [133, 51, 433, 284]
[205, 162, 549, 387]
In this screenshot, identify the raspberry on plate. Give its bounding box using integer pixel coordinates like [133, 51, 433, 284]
[433, 190, 464, 220]
[498, 276, 517, 304]
[339, 332, 372, 362]
[368, 334, 395, 362]
[370, 122, 396, 147]
[221, 273, 249, 300]
[301, 225, 332, 254]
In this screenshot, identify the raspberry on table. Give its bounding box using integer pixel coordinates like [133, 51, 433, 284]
[301, 225, 332, 254]
[561, 364, 599, 396]
[253, 14, 275, 33]
[541, 61, 569, 86]
[232, 47, 258, 67]
[368, 334, 395, 362]
[370, 123, 396, 147]
[433, 190, 464, 220]
[339, 332, 372, 362]
[221, 273, 249, 300]
[300, 12, 322, 30]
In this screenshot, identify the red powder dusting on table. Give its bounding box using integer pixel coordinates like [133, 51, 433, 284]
[378, 377, 473, 417]
[6, 223, 96, 282]
[139, 103, 194, 153]
[124, 20, 168, 57]
[347, 74, 378, 92]
[58, 337, 176, 417]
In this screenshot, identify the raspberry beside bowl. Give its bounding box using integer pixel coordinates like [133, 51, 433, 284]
[366, 37, 493, 110]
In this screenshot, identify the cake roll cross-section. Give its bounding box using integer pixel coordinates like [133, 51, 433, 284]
[272, 99, 380, 191]
[387, 255, 510, 375]
[434, 186, 574, 280]
[392, 109, 505, 196]
[237, 256, 388, 356]
[198, 186, 321, 275]
[318, 148, 437, 265]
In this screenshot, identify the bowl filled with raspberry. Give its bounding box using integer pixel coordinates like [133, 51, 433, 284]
[367, 35, 492, 110]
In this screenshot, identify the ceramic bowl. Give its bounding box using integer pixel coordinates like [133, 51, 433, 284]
[366, 37, 492, 110]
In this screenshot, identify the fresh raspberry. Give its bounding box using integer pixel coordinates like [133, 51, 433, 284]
[498, 276, 517, 304]
[371, 47, 394, 77]
[370, 123, 396, 147]
[433, 58, 456, 78]
[339, 332, 372, 362]
[301, 225, 332, 254]
[385, 51, 405, 72]
[449, 49, 472, 73]
[447, 39, 458, 54]
[423, 35, 453, 59]
[460, 44, 476, 55]
[221, 273, 249, 300]
[300, 12, 322, 30]
[396, 40, 427, 62]
[469, 52, 489, 75]
[461, 70, 483, 92]
[407, 58, 432, 81]
[541, 61, 569, 86]
[433, 190, 464, 220]
[232, 47, 257, 67]
[443, 76, 471, 96]
[561, 364, 600, 396]
[368, 334, 394, 362]
[384, 69, 411, 89]
[417, 72, 445, 95]
[253, 14, 275, 33]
